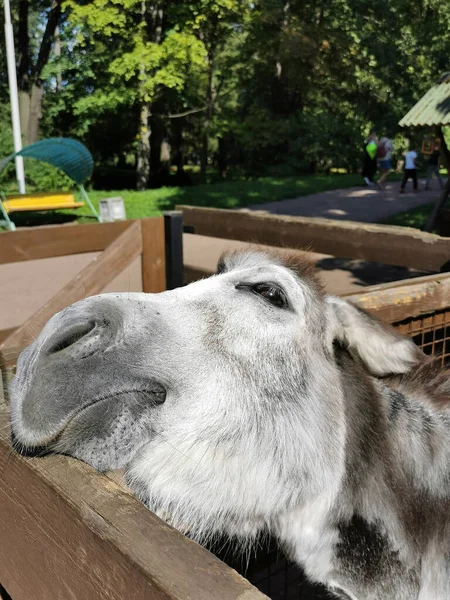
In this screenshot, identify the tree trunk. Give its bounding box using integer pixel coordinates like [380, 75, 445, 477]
[54, 24, 62, 93]
[174, 120, 184, 175]
[438, 125, 450, 169]
[217, 136, 227, 178]
[19, 92, 31, 144]
[27, 83, 44, 144]
[135, 1, 164, 189]
[17, 0, 30, 143]
[137, 103, 151, 191]
[200, 47, 216, 184]
[150, 115, 164, 180]
[22, 0, 62, 143]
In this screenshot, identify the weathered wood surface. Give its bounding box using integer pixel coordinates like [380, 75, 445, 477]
[0, 329, 15, 345]
[0, 221, 143, 354]
[0, 220, 131, 265]
[178, 205, 450, 272]
[344, 272, 450, 323]
[0, 403, 266, 600]
[142, 217, 166, 293]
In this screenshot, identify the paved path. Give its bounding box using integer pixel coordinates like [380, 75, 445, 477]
[248, 178, 439, 222]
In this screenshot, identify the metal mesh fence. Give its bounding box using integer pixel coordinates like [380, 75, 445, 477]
[394, 309, 450, 367]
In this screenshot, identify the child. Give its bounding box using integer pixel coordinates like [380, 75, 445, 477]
[400, 147, 418, 193]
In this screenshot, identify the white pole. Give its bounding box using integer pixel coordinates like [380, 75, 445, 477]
[4, 0, 26, 194]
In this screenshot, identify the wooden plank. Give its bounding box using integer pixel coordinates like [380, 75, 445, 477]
[178, 206, 450, 272]
[0, 404, 266, 600]
[141, 217, 166, 293]
[0, 328, 15, 344]
[0, 221, 143, 353]
[343, 272, 450, 322]
[0, 220, 131, 265]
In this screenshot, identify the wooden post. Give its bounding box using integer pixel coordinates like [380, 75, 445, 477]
[141, 217, 166, 293]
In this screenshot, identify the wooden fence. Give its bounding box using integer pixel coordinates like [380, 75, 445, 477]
[1, 211, 450, 600]
[0, 218, 166, 368]
[178, 205, 450, 272]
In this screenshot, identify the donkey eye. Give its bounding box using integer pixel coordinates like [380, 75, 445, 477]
[251, 283, 288, 308]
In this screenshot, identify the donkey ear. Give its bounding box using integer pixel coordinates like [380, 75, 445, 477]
[327, 297, 424, 376]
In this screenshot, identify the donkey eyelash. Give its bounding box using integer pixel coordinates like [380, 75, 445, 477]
[235, 282, 290, 309]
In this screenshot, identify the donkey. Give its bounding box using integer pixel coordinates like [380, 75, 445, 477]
[9, 250, 450, 600]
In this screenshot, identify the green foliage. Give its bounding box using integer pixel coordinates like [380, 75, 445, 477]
[2, 0, 450, 190]
[23, 160, 74, 191]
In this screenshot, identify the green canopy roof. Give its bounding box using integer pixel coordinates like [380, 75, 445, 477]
[399, 73, 450, 128]
[0, 137, 94, 184]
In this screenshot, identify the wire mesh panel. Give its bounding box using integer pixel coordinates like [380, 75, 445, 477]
[394, 308, 450, 366]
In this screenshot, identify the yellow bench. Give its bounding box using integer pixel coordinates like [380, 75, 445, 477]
[2, 192, 84, 214]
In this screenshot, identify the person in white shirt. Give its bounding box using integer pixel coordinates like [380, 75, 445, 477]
[377, 136, 394, 189]
[400, 148, 418, 193]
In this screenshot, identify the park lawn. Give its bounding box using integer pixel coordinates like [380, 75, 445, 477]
[79, 173, 365, 222]
[382, 203, 434, 230]
[1, 173, 366, 228]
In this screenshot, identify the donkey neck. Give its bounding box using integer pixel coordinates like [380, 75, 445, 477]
[276, 352, 450, 599]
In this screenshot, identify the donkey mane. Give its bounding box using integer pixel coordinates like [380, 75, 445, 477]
[385, 360, 450, 409]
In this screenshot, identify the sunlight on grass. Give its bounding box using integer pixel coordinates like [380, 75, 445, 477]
[382, 204, 434, 230]
[1, 173, 369, 229]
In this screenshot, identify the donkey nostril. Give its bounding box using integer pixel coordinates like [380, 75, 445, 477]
[46, 321, 97, 355]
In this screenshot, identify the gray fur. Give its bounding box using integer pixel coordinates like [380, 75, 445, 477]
[9, 250, 450, 599]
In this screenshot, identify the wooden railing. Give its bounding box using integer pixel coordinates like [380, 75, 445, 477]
[2, 211, 450, 600]
[0, 218, 166, 367]
[178, 205, 450, 272]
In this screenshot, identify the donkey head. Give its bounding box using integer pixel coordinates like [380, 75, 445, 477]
[9, 250, 423, 542]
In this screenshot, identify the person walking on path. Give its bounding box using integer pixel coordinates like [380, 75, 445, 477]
[362, 130, 378, 186]
[376, 135, 394, 189]
[400, 147, 418, 193]
[425, 143, 444, 190]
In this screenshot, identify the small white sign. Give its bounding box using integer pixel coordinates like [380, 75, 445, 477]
[99, 197, 126, 222]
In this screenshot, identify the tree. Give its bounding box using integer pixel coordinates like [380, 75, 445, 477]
[63, 0, 206, 189]
[15, 0, 63, 143]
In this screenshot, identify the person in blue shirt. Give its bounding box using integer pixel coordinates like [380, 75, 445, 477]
[400, 148, 418, 192]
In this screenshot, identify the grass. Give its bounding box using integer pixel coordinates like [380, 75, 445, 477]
[1, 173, 368, 228]
[382, 203, 434, 230]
